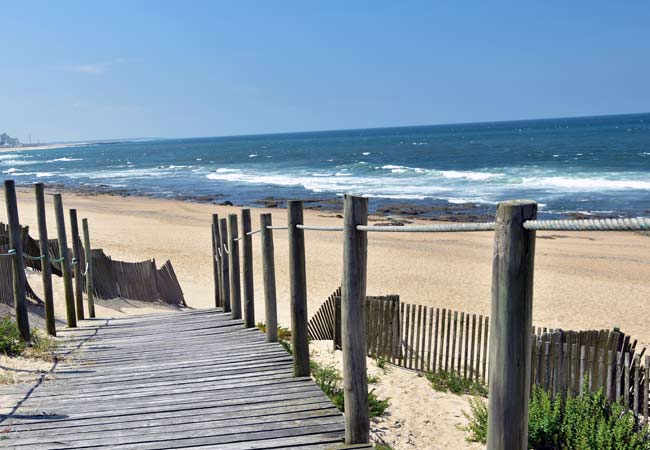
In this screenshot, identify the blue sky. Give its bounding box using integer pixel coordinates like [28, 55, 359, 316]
[1, 1, 649, 142]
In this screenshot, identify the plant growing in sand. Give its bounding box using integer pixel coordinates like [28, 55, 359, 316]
[426, 370, 488, 397]
[0, 316, 26, 356]
[0, 316, 58, 360]
[464, 386, 650, 449]
[310, 360, 389, 418]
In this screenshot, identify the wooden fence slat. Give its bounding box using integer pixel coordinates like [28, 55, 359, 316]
[469, 314, 476, 380]
[624, 353, 631, 409]
[457, 312, 464, 374]
[415, 305, 422, 370]
[439, 308, 446, 372]
[633, 355, 640, 417]
[463, 313, 470, 379]
[476, 314, 483, 380]
[482, 315, 488, 384]
[398, 302, 405, 366]
[451, 311, 458, 374]
[641, 356, 650, 425]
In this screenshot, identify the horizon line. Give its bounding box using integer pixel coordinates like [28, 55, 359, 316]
[31, 110, 650, 145]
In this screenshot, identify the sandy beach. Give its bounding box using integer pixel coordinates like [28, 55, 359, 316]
[4, 187, 650, 449]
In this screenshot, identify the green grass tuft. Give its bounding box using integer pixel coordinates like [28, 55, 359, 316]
[426, 370, 488, 397]
[310, 360, 389, 418]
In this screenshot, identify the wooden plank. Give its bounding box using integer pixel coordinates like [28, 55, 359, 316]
[288, 201, 310, 377]
[219, 218, 231, 313]
[69, 208, 85, 321]
[426, 307, 434, 372]
[53, 193, 76, 328]
[482, 315, 489, 383]
[415, 305, 423, 370]
[438, 308, 446, 372]
[457, 311, 464, 374]
[34, 182, 56, 334]
[340, 194, 369, 444]
[463, 313, 470, 379]
[451, 311, 458, 374]
[241, 209, 255, 328]
[0, 308, 347, 449]
[641, 356, 650, 425]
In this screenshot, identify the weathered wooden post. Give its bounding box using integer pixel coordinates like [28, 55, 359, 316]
[53, 194, 76, 328]
[260, 213, 278, 342]
[288, 200, 309, 377]
[487, 200, 537, 450]
[241, 209, 255, 328]
[34, 183, 56, 335]
[341, 194, 369, 444]
[211, 214, 221, 308]
[82, 218, 95, 318]
[69, 209, 84, 321]
[218, 218, 231, 313]
[4, 180, 30, 341]
[227, 213, 242, 320]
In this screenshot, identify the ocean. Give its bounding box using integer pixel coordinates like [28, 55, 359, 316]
[2, 113, 649, 219]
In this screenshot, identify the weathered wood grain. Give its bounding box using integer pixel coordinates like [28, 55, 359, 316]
[0, 309, 345, 449]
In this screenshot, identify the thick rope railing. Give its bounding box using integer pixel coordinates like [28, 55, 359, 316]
[22, 253, 46, 261]
[50, 256, 65, 263]
[223, 244, 230, 255]
[523, 217, 650, 231]
[357, 222, 496, 232]
[296, 225, 344, 232]
[0, 248, 16, 257]
[216, 217, 650, 242]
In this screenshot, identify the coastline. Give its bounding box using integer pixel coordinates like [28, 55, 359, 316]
[11, 180, 630, 225]
[8, 185, 650, 349]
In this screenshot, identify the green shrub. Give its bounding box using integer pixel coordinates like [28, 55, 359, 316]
[463, 387, 650, 449]
[374, 444, 394, 450]
[426, 370, 488, 396]
[463, 397, 488, 443]
[0, 316, 26, 356]
[310, 361, 389, 418]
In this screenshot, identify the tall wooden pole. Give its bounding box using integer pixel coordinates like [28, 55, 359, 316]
[34, 183, 56, 335]
[487, 200, 537, 450]
[82, 218, 95, 318]
[53, 194, 76, 328]
[288, 200, 309, 377]
[4, 180, 30, 341]
[227, 213, 241, 320]
[260, 213, 278, 342]
[341, 194, 369, 444]
[211, 213, 221, 308]
[219, 218, 230, 313]
[69, 209, 84, 321]
[241, 209, 255, 328]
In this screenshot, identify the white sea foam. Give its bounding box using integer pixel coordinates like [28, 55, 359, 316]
[521, 176, 650, 190]
[46, 157, 82, 162]
[362, 152, 371, 155]
[2, 168, 20, 174]
[439, 170, 502, 181]
[249, 154, 258, 158]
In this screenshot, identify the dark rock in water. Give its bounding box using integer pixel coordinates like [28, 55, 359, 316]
[221, 200, 234, 206]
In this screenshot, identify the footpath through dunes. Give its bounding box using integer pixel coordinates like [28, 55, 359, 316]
[0, 309, 368, 450]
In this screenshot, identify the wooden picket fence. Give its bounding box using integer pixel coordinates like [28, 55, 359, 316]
[89, 249, 186, 305]
[531, 329, 649, 423]
[308, 291, 650, 423]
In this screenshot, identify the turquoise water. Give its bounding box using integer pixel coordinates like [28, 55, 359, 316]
[2, 113, 649, 218]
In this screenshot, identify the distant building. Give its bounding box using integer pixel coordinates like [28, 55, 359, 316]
[0, 133, 20, 147]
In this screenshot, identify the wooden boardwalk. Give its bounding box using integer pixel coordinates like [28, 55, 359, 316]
[0, 309, 365, 449]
